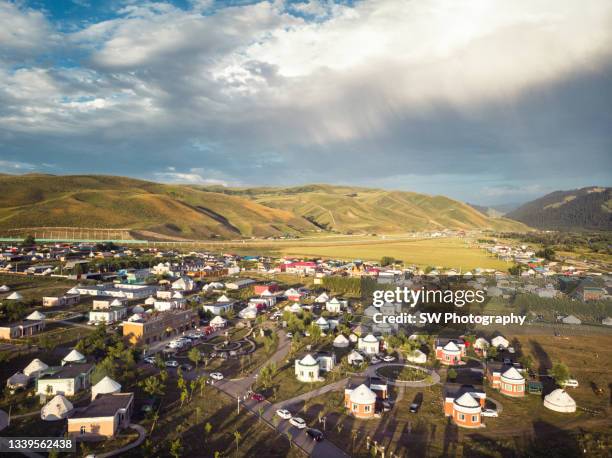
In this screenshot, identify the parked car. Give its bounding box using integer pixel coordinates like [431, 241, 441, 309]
[482, 409, 498, 417]
[210, 372, 224, 381]
[306, 428, 324, 442]
[143, 356, 156, 364]
[289, 417, 307, 429]
[561, 379, 579, 388]
[383, 355, 396, 363]
[370, 357, 381, 364]
[286, 332, 293, 338]
[276, 409, 292, 420]
[165, 360, 179, 368]
[409, 393, 423, 413]
[251, 393, 265, 402]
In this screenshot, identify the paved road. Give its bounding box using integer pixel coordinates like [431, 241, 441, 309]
[97, 424, 146, 458]
[210, 330, 349, 458]
[272, 378, 349, 410]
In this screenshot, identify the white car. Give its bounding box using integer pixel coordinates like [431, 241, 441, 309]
[210, 372, 224, 381]
[561, 379, 579, 388]
[286, 332, 293, 338]
[143, 356, 156, 364]
[165, 360, 179, 368]
[370, 357, 381, 364]
[289, 417, 306, 429]
[383, 355, 396, 362]
[481, 409, 498, 417]
[276, 409, 292, 420]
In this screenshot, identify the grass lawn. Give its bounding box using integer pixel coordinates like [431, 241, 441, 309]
[0, 273, 77, 305]
[124, 383, 303, 458]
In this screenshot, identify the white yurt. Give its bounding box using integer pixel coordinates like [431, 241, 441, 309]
[128, 313, 143, 322]
[358, 334, 380, 355]
[26, 310, 46, 321]
[6, 372, 29, 389]
[543, 389, 576, 413]
[6, 291, 23, 301]
[315, 292, 329, 303]
[406, 349, 427, 364]
[288, 303, 303, 314]
[217, 294, 231, 303]
[473, 337, 489, 350]
[347, 350, 365, 365]
[62, 349, 86, 365]
[41, 395, 73, 421]
[210, 315, 227, 328]
[144, 296, 156, 305]
[132, 305, 145, 314]
[0, 285, 10, 293]
[491, 335, 509, 349]
[315, 316, 330, 331]
[91, 376, 121, 400]
[67, 287, 79, 295]
[110, 298, 123, 307]
[295, 354, 320, 382]
[23, 358, 49, 377]
[333, 334, 350, 348]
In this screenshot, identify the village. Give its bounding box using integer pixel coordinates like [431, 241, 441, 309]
[0, 236, 610, 457]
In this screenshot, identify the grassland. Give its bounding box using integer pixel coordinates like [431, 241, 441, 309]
[275, 237, 510, 270]
[0, 174, 527, 240]
[290, 333, 612, 458]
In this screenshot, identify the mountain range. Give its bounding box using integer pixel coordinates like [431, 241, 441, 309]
[505, 186, 611, 231]
[0, 174, 526, 240]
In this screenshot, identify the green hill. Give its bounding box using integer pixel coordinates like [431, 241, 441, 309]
[0, 175, 527, 239]
[506, 187, 612, 230]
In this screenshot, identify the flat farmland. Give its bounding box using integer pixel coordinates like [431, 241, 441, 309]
[276, 237, 509, 270]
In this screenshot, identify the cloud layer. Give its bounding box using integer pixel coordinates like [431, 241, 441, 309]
[0, 0, 611, 204]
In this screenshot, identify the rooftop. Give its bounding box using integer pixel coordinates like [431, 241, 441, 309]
[71, 393, 133, 419]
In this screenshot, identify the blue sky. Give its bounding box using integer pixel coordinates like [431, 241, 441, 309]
[1, 0, 611, 205]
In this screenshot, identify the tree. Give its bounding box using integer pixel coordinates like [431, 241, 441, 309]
[308, 323, 322, 344]
[447, 368, 457, 381]
[536, 247, 556, 261]
[380, 256, 396, 267]
[140, 375, 165, 398]
[188, 347, 202, 369]
[519, 355, 534, 372]
[233, 431, 242, 455]
[22, 234, 36, 247]
[169, 438, 183, 458]
[203, 422, 213, 442]
[549, 362, 570, 385]
[487, 346, 498, 359]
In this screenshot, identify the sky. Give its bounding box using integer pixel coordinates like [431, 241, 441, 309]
[0, 0, 611, 205]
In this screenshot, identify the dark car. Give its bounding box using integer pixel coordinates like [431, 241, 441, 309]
[306, 428, 324, 442]
[410, 393, 423, 413]
[251, 393, 265, 402]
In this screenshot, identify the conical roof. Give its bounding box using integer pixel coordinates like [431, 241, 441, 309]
[67, 287, 79, 295]
[544, 389, 576, 412]
[348, 350, 363, 360]
[145, 296, 155, 305]
[350, 384, 376, 404]
[316, 316, 328, 325]
[315, 292, 329, 302]
[334, 334, 349, 343]
[211, 315, 227, 324]
[62, 349, 85, 363]
[6, 291, 23, 300]
[217, 294, 230, 302]
[132, 305, 145, 314]
[41, 395, 73, 421]
[23, 358, 48, 376]
[110, 299, 123, 306]
[289, 303, 302, 312]
[501, 366, 524, 381]
[454, 392, 480, 408]
[362, 334, 378, 343]
[92, 376, 121, 399]
[328, 297, 340, 305]
[172, 291, 184, 299]
[26, 311, 46, 320]
[299, 354, 318, 366]
[7, 372, 29, 387]
[443, 341, 460, 352]
[0, 285, 10, 292]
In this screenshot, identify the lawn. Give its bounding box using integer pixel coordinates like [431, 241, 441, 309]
[123, 383, 303, 458]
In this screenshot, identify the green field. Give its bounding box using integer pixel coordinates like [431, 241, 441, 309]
[275, 237, 510, 270]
